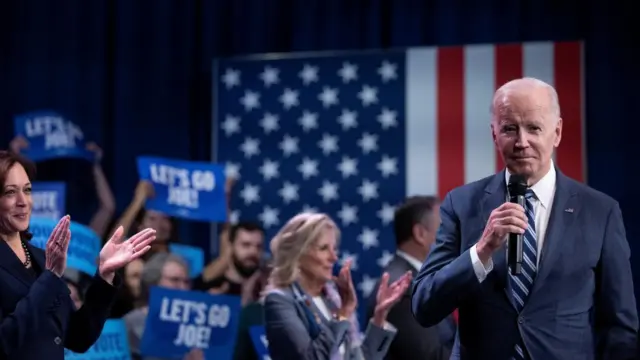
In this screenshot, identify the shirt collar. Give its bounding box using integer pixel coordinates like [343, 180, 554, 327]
[395, 250, 423, 271]
[504, 161, 556, 209]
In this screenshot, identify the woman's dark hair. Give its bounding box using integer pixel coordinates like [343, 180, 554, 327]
[0, 151, 37, 241]
[132, 208, 180, 243]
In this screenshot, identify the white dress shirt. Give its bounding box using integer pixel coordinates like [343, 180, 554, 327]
[470, 163, 557, 283]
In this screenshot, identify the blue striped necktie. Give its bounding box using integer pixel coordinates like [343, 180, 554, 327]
[510, 189, 537, 360]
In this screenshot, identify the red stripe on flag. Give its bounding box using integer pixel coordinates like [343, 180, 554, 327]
[494, 44, 523, 173]
[554, 42, 584, 182]
[436, 47, 465, 198]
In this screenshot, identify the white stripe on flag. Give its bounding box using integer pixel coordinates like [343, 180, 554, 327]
[406, 48, 438, 197]
[464, 45, 496, 184]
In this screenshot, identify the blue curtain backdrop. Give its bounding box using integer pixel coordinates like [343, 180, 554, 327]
[1, 0, 638, 301]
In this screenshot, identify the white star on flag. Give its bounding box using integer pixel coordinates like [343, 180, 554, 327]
[279, 135, 299, 157]
[279, 88, 299, 109]
[337, 204, 358, 226]
[358, 133, 378, 154]
[318, 87, 339, 107]
[338, 62, 358, 83]
[357, 228, 379, 250]
[337, 109, 358, 130]
[221, 68, 240, 88]
[318, 134, 339, 155]
[221, 115, 241, 136]
[260, 66, 280, 87]
[357, 275, 377, 297]
[377, 108, 398, 129]
[259, 113, 279, 134]
[378, 61, 398, 82]
[239, 137, 260, 158]
[299, 64, 318, 85]
[337, 156, 358, 178]
[357, 85, 378, 106]
[240, 90, 260, 111]
[258, 159, 279, 181]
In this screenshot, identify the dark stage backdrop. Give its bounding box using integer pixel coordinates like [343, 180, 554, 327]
[1, 0, 639, 304]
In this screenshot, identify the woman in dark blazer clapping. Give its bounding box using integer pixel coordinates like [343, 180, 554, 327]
[264, 212, 412, 360]
[0, 151, 156, 360]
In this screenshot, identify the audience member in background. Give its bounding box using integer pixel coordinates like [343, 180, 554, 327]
[113, 180, 180, 258]
[232, 259, 273, 360]
[110, 180, 180, 318]
[123, 253, 202, 360]
[194, 177, 236, 283]
[9, 136, 117, 239]
[110, 257, 146, 318]
[193, 221, 264, 296]
[263, 212, 412, 360]
[125, 258, 145, 304]
[366, 196, 454, 360]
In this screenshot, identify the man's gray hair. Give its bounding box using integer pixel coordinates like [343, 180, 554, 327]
[490, 77, 561, 120]
[138, 252, 189, 304]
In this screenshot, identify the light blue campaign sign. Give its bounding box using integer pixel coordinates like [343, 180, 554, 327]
[31, 182, 66, 220]
[169, 243, 204, 278]
[14, 110, 94, 162]
[137, 156, 227, 222]
[140, 287, 241, 360]
[249, 326, 271, 360]
[64, 319, 132, 360]
[29, 217, 101, 276]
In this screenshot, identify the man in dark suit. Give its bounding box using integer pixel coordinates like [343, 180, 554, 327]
[411, 77, 638, 360]
[367, 195, 455, 360]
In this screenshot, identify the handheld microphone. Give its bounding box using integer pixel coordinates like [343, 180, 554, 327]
[507, 174, 527, 275]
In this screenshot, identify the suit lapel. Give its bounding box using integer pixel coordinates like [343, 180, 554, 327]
[392, 254, 418, 276]
[0, 239, 35, 288]
[480, 171, 510, 292]
[530, 171, 578, 295]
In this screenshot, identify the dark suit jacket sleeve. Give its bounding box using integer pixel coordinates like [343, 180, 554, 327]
[264, 292, 350, 360]
[64, 272, 121, 353]
[386, 295, 451, 360]
[0, 270, 68, 358]
[596, 202, 638, 359]
[411, 192, 483, 327]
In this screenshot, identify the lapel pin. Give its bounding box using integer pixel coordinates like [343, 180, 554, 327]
[564, 208, 574, 213]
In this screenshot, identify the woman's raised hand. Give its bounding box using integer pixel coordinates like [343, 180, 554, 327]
[45, 215, 72, 277]
[372, 271, 413, 325]
[334, 258, 358, 319]
[98, 226, 156, 283]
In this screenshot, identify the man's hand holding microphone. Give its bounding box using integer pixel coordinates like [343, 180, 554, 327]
[476, 176, 530, 270]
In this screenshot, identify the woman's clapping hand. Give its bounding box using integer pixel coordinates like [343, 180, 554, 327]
[98, 226, 156, 284]
[45, 215, 72, 277]
[334, 258, 358, 319]
[372, 271, 413, 326]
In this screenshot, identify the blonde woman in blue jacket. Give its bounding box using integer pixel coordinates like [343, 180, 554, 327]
[263, 212, 412, 360]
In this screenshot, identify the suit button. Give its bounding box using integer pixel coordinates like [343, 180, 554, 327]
[54, 337, 62, 345]
[518, 316, 524, 324]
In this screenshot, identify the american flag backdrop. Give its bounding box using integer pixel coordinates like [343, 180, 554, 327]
[212, 41, 584, 324]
